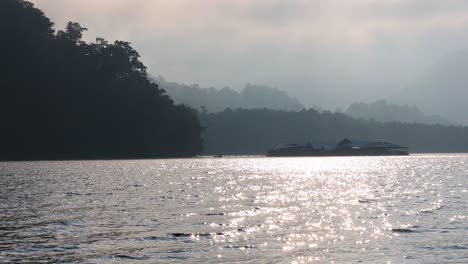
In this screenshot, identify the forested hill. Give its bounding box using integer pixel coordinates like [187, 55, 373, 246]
[0, 0, 203, 160]
[200, 108, 468, 155]
[154, 77, 305, 113]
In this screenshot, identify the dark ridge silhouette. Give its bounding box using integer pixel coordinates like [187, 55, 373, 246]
[200, 108, 468, 155]
[153, 76, 305, 113]
[0, 0, 203, 160]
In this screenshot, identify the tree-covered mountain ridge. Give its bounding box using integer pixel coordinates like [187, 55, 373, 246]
[153, 76, 305, 113]
[200, 108, 468, 155]
[0, 0, 203, 160]
[3, 0, 468, 160]
[153, 76, 456, 127]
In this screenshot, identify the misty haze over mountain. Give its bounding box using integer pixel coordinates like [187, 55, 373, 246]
[11, 0, 468, 161]
[156, 76, 455, 127]
[154, 77, 304, 112]
[31, 0, 468, 125]
[404, 49, 468, 125]
[345, 100, 457, 126]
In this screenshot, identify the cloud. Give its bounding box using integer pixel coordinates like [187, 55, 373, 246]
[32, 0, 468, 47]
[31, 0, 468, 116]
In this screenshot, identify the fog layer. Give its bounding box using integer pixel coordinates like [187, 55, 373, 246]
[32, 0, 468, 124]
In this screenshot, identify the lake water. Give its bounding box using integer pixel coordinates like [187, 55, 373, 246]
[1, 155, 467, 263]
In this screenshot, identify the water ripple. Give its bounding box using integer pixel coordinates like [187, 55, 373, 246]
[1, 155, 467, 263]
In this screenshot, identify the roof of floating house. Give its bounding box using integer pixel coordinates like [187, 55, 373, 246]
[361, 142, 407, 149]
[273, 143, 300, 149]
[270, 143, 303, 150]
[267, 138, 408, 156]
[337, 138, 352, 148]
[270, 140, 407, 151]
[338, 138, 352, 145]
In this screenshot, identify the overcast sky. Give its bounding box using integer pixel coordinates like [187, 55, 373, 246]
[31, 0, 468, 116]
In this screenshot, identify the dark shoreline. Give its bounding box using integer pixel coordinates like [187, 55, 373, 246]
[3, 152, 468, 162]
[0, 155, 199, 162]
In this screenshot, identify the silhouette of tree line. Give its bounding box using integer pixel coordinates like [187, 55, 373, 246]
[200, 108, 468, 154]
[3, 0, 468, 160]
[0, 0, 203, 160]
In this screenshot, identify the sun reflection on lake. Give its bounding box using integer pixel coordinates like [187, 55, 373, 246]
[1, 155, 467, 263]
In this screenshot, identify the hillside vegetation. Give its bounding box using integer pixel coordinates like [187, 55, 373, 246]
[0, 0, 203, 160]
[201, 108, 468, 155]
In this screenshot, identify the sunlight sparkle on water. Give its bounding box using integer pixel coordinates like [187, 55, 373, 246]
[1, 155, 467, 263]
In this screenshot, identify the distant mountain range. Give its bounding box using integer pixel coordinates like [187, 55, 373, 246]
[345, 100, 456, 126]
[153, 76, 305, 113]
[152, 77, 458, 127]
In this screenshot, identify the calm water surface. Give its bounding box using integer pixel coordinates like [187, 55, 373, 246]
[1, 155, 467, 263]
